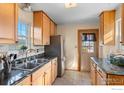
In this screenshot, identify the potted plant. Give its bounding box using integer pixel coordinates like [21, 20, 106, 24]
[20, 45, 28, 52]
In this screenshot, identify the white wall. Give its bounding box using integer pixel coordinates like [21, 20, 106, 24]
[57, 23, 98, 70]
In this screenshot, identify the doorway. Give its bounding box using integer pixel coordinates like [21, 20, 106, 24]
[77, 29, 99, 71]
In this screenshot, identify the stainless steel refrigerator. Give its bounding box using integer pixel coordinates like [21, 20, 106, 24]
[44, 35, 65, 77]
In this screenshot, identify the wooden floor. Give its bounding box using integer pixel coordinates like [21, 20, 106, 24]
[53, 70, 91, 85]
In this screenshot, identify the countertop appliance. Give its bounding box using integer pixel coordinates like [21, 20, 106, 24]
[44, 35, 65, 77]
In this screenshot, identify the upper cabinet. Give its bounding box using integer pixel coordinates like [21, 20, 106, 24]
[121, 4, 124, 44]
[99, 10, 115, 45]
[33, 11, 43, 45]
[33, 11, 57, 46]
[50, 20, 56, 36]
[0, 3, 18, 44]
[42, 13, 50, 45]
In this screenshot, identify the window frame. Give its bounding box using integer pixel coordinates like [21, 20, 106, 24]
[17, 21, 29, 49]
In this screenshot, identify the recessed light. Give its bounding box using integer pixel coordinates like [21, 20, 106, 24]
[65, 3, 77, 8]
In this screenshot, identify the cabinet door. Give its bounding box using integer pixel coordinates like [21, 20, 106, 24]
[43, 13, 50, 45]
[50, 21, 55, 36]
[0, 3, 18, 44]
[121, 4, 124, 43]
[90, 64, 96, 85]
[51, 62, 55, 83]
[32, 66, 45, 85]
[17, 76, 31, 85]
[99, 13, 104, 44]
[33, 12, 43, 45]
[54, 24, 57, 35]
[44, 64, 51, 85]
[54, 59, 58, 80]
[32, 73, 45, 85]
[103, 11, 115, 45]
[97, 72, 106, 85]
[51, 58, 58, 84]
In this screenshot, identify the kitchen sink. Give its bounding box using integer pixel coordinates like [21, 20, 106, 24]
[12, 58, 49, 72]
[12, 61, 46, 72]
[34, 58, 49, 63]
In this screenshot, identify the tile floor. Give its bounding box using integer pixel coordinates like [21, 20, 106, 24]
[53, 70, 91, 85]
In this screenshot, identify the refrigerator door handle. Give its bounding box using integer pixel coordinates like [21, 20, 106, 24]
[61, 57, 66, 62]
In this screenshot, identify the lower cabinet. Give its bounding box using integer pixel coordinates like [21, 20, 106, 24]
[90, 59, 124, 85]
[96, 66, 107, 85]
[96, 72, 106, 85]
[44, 66, 51, 85]
[32, 74, 45, 85]
[51, 58, 58, 84]
[32, 67, 45, 85]
[17, 75, 31, 85]
[32, 61, 51, 85]
[107, 74, 124, 85]
[90, 61, 97, 85]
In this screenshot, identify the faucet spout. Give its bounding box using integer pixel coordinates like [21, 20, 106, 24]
[25, 49, 36, 65]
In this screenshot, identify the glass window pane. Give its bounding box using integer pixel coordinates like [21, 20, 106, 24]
[85, 41, 89, 46]
[90, 42, 94, 47]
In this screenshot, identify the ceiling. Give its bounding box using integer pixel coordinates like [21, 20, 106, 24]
[31, 3, 120, 25]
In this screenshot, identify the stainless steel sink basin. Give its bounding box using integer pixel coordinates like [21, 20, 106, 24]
[12, 61, 46, 72]
[35, 58, 49, 63]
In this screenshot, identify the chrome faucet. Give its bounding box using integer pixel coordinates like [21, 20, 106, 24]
[25, 49, 36, 65]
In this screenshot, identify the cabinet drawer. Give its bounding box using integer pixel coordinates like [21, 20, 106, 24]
[97, 66, 106, 80]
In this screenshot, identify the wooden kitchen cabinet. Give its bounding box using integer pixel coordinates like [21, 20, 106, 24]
[42, 13, 50, 45]
[32, 61, 52, 85]
[32, 66, 45, 85]
[90, 60, 97, 85]
[107, 75, 124, 85]
[90, 58, 124, 85]
[55, 24, 57, 35]
[33, 11, 43, 45]
[50, 20, 56, 36]
[97, 72, 106, 85]
[51, 58, 58, 84]
[99, 10, 115, 45]
[32, 74, 45, 85]
[96, 66, 107, 85]
[44, 67, 51, 85]
[121, 4, 124, 44]
[44, 61, 52, 85]
[17, 75, 31, 85]
[33, 11, 50, 45]
[0, 3, 18, 44]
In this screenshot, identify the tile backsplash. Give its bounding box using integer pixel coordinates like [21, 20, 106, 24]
[0, 44, 44, 55]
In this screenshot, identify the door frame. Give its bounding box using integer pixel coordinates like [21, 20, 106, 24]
[77, 29, 99, 71]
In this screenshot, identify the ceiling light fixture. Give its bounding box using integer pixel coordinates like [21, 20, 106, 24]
[65, 3, 77, 8]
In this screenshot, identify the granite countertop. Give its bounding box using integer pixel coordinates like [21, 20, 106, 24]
[0, 55, 57, 85]
[0, 69, 30, 85]
[90, 57, 124, 75]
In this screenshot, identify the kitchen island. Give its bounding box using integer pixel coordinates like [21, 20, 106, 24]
[90, 57, 124, 85]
